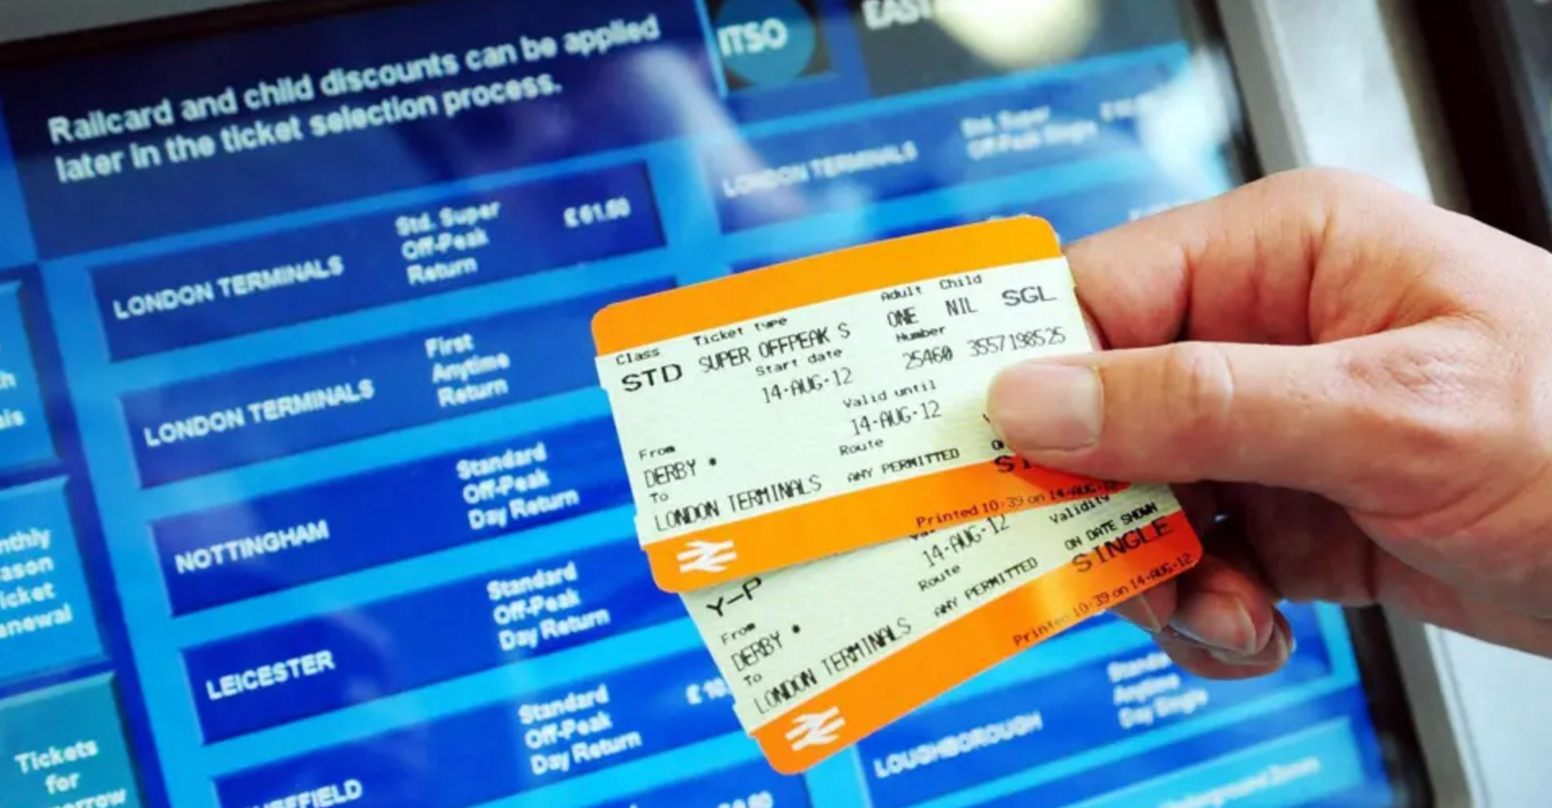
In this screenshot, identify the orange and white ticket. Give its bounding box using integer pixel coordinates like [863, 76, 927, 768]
[593, 217, 1124, 591]
[681, 483, 1202, 773]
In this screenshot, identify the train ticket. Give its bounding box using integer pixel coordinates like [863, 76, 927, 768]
[593, 217, 1127, 591]
[681, 484, 1202, 773]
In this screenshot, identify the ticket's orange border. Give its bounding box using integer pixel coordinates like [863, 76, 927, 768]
[749, 509, 1202, 774]
[592, 216, 1061, 353]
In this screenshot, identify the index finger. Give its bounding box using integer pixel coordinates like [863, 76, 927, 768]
[1064, 168, 1409, 351]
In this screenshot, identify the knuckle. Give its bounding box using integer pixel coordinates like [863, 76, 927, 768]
[1342, 339, 1531, 512]
[1160, 342, 1238, 436]
[1360, 345, 1504, 449]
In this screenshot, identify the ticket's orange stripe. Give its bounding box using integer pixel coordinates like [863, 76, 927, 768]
[750, 509, 1201, 774]
[593, 217, 1061, 353]
[643, 460, 1127, 592]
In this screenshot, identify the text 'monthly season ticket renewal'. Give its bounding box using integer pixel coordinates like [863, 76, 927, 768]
[594, 218, 1120, 591]
[682, 484, 1202, 773]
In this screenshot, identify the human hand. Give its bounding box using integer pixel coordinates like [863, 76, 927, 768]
[986, 168, 1552, 679]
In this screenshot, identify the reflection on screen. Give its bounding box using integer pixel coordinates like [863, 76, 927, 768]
[0, 1, 1398, 807]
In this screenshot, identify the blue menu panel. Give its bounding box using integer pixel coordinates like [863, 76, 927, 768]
[963, 697, 1376, 808]
[0, 478, 103, 684]
[152, 417, 632, 613]
[0, 676, 143, 808]
[702, 59, 1166, 233]
[0, 282, 54, 470]
[120, 279, 669, 486]
[184, 540, 682, 741]
[0, 2, 1405, 808]
[731, 174, 1195, 274]
[213, 653, 740, 808]
[859, 607, 1330, 808]
[92, 163, 665, 359]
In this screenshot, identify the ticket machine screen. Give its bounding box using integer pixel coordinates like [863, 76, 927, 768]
[0, 2, 1416, 807]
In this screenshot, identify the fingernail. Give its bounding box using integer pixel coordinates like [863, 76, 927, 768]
[1210, 620, 1292, 667]
[1117, 599, 1164, 633]
[987, 363, 1102, 451]
[1168, 591, 1258, 657]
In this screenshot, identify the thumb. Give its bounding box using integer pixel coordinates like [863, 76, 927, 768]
[986, 339, 1395, 497]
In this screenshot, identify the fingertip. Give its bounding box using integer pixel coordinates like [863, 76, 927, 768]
[1112, 582, 1177, 634]
[1168, 557, 1279, 657]
[1169, 589, 1260, 656]
[985, 361, 1103, 455]
[1155, 629, 1290, 681]
[1111, 600, 1160, 633]
[1201, 607, 1294, 670]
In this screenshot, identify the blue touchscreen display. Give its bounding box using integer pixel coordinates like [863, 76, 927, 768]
[0, 1, 1403, 807]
